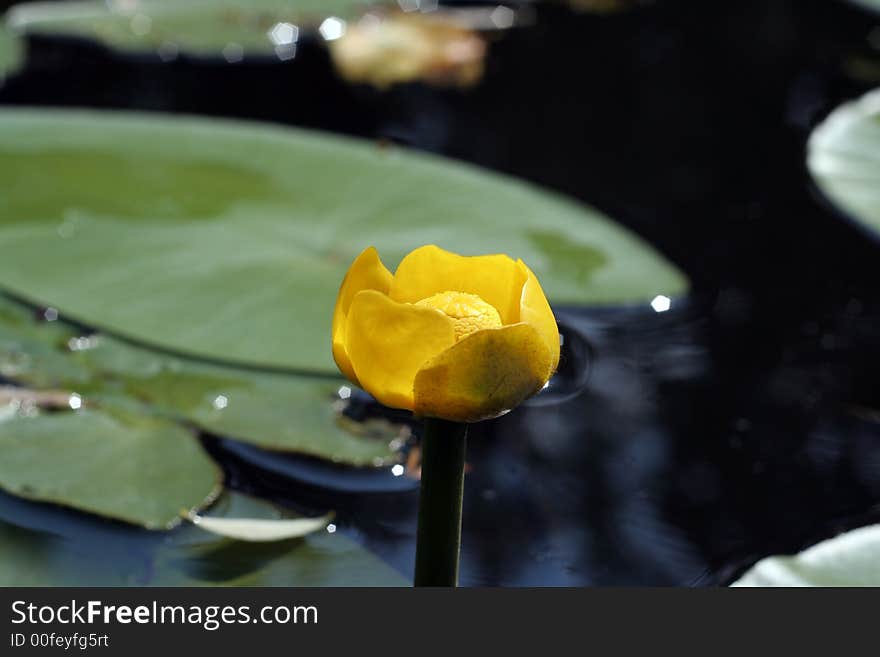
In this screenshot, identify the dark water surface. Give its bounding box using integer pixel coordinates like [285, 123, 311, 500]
[2, 0, 880, 585]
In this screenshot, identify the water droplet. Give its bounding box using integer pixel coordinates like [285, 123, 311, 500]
[67, 336, 98, 352]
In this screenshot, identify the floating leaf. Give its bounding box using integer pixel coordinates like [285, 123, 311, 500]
[808, 88, 880, 236]
[0, 294, 402, 466]
[0, 490, 407, 585]
[0, 109, 687, 372]
[7, 0, 371, 56]
[186, 508, 334, 542]
[0, 407, 223, 529]
[731, 524, 880, 587]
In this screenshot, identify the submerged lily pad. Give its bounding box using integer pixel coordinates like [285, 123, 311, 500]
[0, 294, 402, 466]
[0, 490, 407, 585]
[0, 406, 222, 529]
[7, 0, 370, 57]
[808, 88, 880, 236]
[0, 109, 687, 372]
[732, 524, 880, 586]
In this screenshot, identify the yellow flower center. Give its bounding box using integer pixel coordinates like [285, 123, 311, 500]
[415, 291, 502, 341]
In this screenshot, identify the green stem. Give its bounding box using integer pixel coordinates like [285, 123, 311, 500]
[413, 418, 468, 587]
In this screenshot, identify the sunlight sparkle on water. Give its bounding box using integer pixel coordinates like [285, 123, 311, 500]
[268, 22, 299, 46]
[67, 336, 97, 352]
[651, 295, 672, 312]
[319, 17, 346, 41]
[490, 6, 516, 29]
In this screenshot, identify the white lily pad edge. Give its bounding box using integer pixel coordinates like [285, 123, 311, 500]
[732, 523, 880, 587]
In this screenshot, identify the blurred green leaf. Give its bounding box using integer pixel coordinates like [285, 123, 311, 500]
[731, 524, 880, 586]
[809, 88, 880, 235]
[0, 109, 688, 372]
[7, 0, 369, 56]
[0, 406, 223, 529]
[0, 25, 22, 79]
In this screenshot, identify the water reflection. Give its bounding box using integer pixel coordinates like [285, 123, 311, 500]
[524, 318, 592, 406]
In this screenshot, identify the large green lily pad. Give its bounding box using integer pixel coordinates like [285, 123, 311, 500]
[0, 294, 402, 466]
[732, 524, 880, 586]
[0, 406, 223, 529]
[0, 490, 408, 585]
[808, 88, 880, 236]
[0, 109, 687, 372]
[7, 0, 370, 57]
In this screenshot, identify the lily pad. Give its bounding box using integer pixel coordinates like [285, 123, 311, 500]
[732, 524, 880, 586]
[808, 88, 880, 236]
[0, 25, 23, 79]
[0, 406, 223, 529]
[0, 294, 403, 466]
[0, 109, 688, 372]
[0, 490, 407, 585]
[7, 0, 371, 57]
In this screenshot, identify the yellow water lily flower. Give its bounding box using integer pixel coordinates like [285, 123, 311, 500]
[332, 245, 560, 423]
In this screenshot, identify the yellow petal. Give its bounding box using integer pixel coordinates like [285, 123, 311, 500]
[346, 289, 456, 411]
[517, 260, 560, 374]
[388, 245, 526, 325]
[332, 247, 393, 385]
[413, 323, 553, 422]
